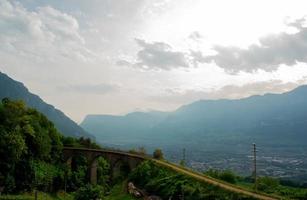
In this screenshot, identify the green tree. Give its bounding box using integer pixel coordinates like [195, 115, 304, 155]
[31, 160, 59, 191]
[0, 98, 63, 193]
[257, 176, 279, 193]
[96, 157, 110, 189]
[138, 146, 147, 155]
[179, 159, 186, 167]
[67, 155, 88, 191]
[219, 170, 237, 184]
[153, 148, 164, 160]
[74, 184, 105, 200]
[204, 169, 237, 184]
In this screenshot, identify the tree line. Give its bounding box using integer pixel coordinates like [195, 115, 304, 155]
[0, 98, 109, 199]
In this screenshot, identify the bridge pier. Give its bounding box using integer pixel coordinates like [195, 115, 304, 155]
[63, 147, 145, 185]
[90, 159, 98, 185]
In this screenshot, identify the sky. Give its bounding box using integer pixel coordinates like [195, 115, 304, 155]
[2, 0, 307, 122]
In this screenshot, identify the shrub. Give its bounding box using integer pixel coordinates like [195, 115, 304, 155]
[129, 161, 248, 200]
[153, 149, 164, 160]
[31, 160, 59, 191]
[257, 176, 279, 193]
[137, 147, 147, 155]
[204, 169, 237, 184]
[219, 170, 237, 184]
[74, 184, 104, 200]
[129, 147, 147, 155]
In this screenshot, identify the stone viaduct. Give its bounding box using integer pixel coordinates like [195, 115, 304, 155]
[63, 147, 146, 184]
[63, 147, 278, 200]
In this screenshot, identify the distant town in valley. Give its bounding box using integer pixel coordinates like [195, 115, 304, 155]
[1, 0, 307, 199]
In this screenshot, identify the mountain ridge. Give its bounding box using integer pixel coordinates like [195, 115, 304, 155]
[0, 71, 93, 138]
[82, 84, 307, 119]
[81, 84, 307, 150]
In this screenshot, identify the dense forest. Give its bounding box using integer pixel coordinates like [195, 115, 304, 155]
[0, 98, 114, 199]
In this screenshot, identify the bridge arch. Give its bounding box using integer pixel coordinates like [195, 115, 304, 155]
[63, 147, 145, 185]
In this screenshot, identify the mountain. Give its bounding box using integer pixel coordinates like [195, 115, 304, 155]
[82, 85, 307, 149]
[0, 72, 93, 138]
[81, 111, 168, 145]
[81, 85, 307, 182]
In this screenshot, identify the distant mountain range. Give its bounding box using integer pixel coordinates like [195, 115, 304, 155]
[81, 85, 307, 152]
[0, 72, 93, 138]
[81, 85, 307, 180]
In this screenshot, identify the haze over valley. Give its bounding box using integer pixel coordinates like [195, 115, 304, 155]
[81, 85, 307, 182]
[1, 0, 307, 199]
[1, 71, 307, 183]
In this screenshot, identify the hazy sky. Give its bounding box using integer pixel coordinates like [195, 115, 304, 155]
[2, 0, 307, 122]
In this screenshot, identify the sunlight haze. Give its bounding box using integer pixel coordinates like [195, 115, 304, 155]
[1, 0, 307, 122]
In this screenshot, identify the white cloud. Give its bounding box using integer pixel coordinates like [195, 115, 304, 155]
[0, 0, 95, 63]
[2, 0, 307, 122]
[202, 17, 307, 73]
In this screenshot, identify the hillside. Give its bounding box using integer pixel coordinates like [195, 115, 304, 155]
[1, 99, 305, 200]
[0, 72, 92, 138]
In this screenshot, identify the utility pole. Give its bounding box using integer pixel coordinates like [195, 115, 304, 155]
[64, 172, 67, 200]
[252, 143, 257, 191]
[34, 190, 38, 200]
[179, 148, 186, 167]
[179, 148, 186, 199]
[183, 148, 186, 166]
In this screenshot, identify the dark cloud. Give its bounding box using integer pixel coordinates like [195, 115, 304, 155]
[119, 39, 190, 70]
[202, 17, 307, 73]
[58, 83, 119, 95]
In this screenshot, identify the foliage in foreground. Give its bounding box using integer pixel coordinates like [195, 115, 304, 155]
[0, 98, 107, 195]
[1, 99, 306, 200]
[255, 177, 307, 199]
[104, 182, 137, 200]
[204, 169, 237, 184]
[204, 169, 307, 200]
[0, 191, 74, 200]
[128, 161, 256, 200]
[0, 98, 63, 193]
[74, 184, 105, 200]
[153, 148, 164, 160]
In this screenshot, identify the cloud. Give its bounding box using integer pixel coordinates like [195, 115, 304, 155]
[118, 38, 190, 70]
[189, 31, 203, 42]
[147, 79, 307, 105]
[0, 0, 94, 62]
[58, 83, 120, 95]
[201, 17, 307, 73]
[190, 50, 207, 66]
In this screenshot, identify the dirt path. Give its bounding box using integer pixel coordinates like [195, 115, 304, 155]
[153, 159, 279, 200]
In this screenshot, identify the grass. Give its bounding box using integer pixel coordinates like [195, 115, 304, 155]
[104, 182, 137, 200]
[0, 191, 74, 200]
[0, 183, 136, 200]
[236, 181, 307, 200]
